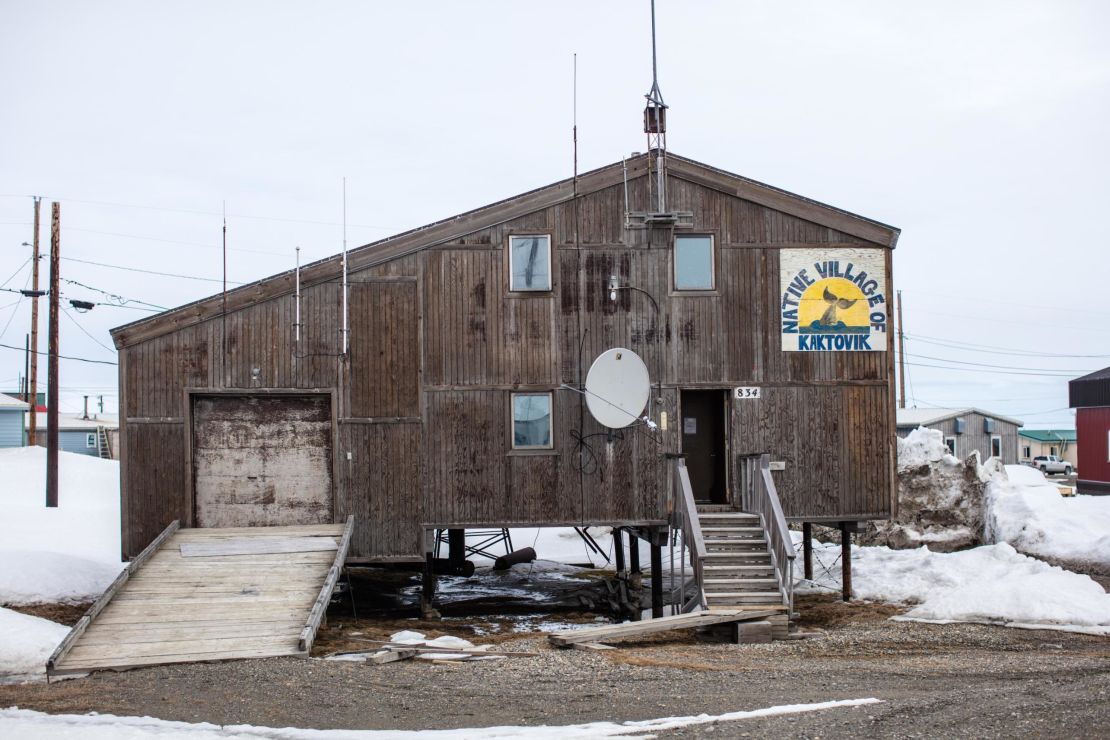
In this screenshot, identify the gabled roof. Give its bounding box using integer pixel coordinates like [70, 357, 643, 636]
[0, 393, 29, 410]
[110, 151, 900, 348]
[896, 407, 1024, 428]
[1018, 429, 1076, 443]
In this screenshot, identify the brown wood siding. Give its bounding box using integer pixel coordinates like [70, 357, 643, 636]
[118, 158, 897, 559]
[348, 280, 419, 418]
[896, 412, 1021, 465]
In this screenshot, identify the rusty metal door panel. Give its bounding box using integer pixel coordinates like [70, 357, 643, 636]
[193, 395, 333, 528]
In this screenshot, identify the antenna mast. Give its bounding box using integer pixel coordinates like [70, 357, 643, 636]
[341, 177, 349, 356]
[644, 0, 668, 214]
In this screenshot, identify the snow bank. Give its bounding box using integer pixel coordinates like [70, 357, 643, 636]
[0, 699, 882, 738]
[796, 535, 1110, 635]
[0, 446, 122, 565]
[0, 551, 121, 606]
[0, 607, 69, 684]
[896, 427, 961, 472]
[985, 465, 1110, 569]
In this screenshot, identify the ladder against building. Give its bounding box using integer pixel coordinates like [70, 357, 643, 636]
[96, 425, 112, 459]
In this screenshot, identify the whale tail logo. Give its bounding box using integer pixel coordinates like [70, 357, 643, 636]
[819, 286, 858, 326]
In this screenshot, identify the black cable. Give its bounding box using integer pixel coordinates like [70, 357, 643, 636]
[0, 342, 117, 366]
[61, 307, 116, 354]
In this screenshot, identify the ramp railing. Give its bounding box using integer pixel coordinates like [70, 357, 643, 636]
[739, 453, 795, 614]
[670, 458, 706, 613]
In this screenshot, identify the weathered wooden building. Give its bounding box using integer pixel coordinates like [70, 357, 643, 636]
[111, 152, 900, 612]
[896, 407, 1023, 464]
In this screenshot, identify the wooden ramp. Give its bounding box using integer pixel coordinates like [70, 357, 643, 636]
[48, 517, 353, 676]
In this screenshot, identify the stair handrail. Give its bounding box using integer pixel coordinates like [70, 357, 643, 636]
[671, 458, 706, 612]
[741, 453, 795, 614]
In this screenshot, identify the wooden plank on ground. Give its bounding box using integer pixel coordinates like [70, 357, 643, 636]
[547, 609, 779, 646]
[180, 536, 339, 558]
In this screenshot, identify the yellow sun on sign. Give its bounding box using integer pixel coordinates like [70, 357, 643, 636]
[798, 278, 869, 333]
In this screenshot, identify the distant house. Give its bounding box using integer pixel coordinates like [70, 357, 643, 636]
[25, 412, 118, 458]
[0, 393, 30, 448]
[1070, 367, 1110, 495]
[896, 407, 1024, 464]
[1017, 429, 1077, 468]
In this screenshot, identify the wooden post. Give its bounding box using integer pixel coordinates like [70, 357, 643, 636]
[629, 532, 641, 575]
[650, 540, 663, 619]
[840, 522, 851, 602]
[613, 527, 626, 575]
[46, 202, 60, 508]
[802, 522, 813, 581]
[421, 552, 438, 618]
[28, 196, 40, 446]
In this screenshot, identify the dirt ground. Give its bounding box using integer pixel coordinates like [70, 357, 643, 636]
[3, 595, 1108, 738]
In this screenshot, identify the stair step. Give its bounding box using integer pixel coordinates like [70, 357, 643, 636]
[703, 556, 772, 565]
[705, 592, 784, 604]
[704, 577, 778, 585]
[701, 526, 763, 532]
[698, 513, 759, 522]
[702, 565, 774, 574]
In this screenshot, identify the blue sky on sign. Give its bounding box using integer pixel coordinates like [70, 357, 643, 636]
[0, 0, 1106, 426]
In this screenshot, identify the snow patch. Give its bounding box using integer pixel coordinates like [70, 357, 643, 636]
[0, 551, 122, 606]
[0, 607, 69, 684]
[796, 535, 1110, 635]
[0, 699, 882, 738]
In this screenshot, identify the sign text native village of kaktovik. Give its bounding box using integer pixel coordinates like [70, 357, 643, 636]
[780, 248, 887, 352]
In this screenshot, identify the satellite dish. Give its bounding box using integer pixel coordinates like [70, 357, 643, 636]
[584, 348, 650, 429]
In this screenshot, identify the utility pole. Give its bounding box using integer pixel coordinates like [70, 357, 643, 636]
[28, 196, 41, 445]
[897, 290, 906, 410]
[46, 202, 60, 508]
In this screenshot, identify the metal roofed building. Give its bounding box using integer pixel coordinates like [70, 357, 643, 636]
[896, 407, 1024, 464]
[1070, 366, 1110, 495]
[1017, 429, 1077, 469]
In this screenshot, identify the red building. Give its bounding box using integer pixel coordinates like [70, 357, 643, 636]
[1070, 367, 1110, 495]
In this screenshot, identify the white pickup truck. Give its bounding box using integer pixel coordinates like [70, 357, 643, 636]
[1032, 455, 1073, 475]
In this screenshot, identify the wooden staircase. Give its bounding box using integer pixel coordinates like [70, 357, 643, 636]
[698, 509, 785, 609]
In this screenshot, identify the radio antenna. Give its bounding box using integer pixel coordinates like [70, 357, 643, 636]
[643, 0, 668, 213]
[341, 177, 349, 355]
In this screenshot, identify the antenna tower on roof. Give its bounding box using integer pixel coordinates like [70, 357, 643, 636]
[644, 0, 668, 214]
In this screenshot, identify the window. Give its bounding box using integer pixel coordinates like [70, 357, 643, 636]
[86, 433, 96, 448]
[1050, 446, 1058, 457]
[674, 234, 714, 291]
[512, 393, 552, 449]
[509, 235, 551, 291]
[990, 435, 1002, 458]
[944, 437, 957, 456]
[1021, 445, 1031, 460]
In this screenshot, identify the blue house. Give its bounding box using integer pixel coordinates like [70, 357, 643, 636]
[0, 393, 29, 447]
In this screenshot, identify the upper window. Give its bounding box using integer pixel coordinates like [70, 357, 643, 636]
[674, 234, 714, 291]
[509, 235, 552, 292]
[944, 437, 957, 456]
[86, 433, 97, 448]
[512, 393, 552, 449]
[990, 436, 1002, 458]
[1021, 445, 1031, 460]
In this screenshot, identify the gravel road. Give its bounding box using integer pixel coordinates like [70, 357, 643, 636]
[2, 596, 1107, 738]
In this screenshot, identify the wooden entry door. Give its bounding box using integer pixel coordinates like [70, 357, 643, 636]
[192, 394, 334, 528]
[681, 390, 728, 504]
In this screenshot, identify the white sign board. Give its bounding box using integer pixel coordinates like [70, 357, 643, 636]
[733, 387, 761, 399]
[780, 248, 888, 352]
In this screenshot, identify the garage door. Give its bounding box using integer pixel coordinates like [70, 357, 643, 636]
[192, 395, 333, 528]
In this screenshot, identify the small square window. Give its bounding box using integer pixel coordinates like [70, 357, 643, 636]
[674, 234, 714, 291]
[990, 436, 1002, 458]
[1021, 445, 1031, 460]
[509, 235, 551, 291]
[512, 393, 552, 449]
[944, 437, 956, 456]
[86, 433, 97, 448]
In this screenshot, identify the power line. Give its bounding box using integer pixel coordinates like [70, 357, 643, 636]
[64, 226, 291, 257]
[906, 333, 1110, 359]
[0, 193, 396, 232]
[62, 256, 246, 285]
[905, 351, 1087, 374]
[62, 278, 167, 310]
[903, 360, 1080, 378]
[0, 341, 117, 366]
[61, 306, 116, 355]
[1, 258, 31, 289]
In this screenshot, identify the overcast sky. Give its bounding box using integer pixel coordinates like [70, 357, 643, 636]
[1, 0, 1106, 426]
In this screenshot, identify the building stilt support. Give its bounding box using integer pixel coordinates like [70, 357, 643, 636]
[650, 539, 663, 619]
[613, 527, 626, 576]
[421, 553, 440, 618]
[840, 522, 852, 602]
[802, 522, 813, 581]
